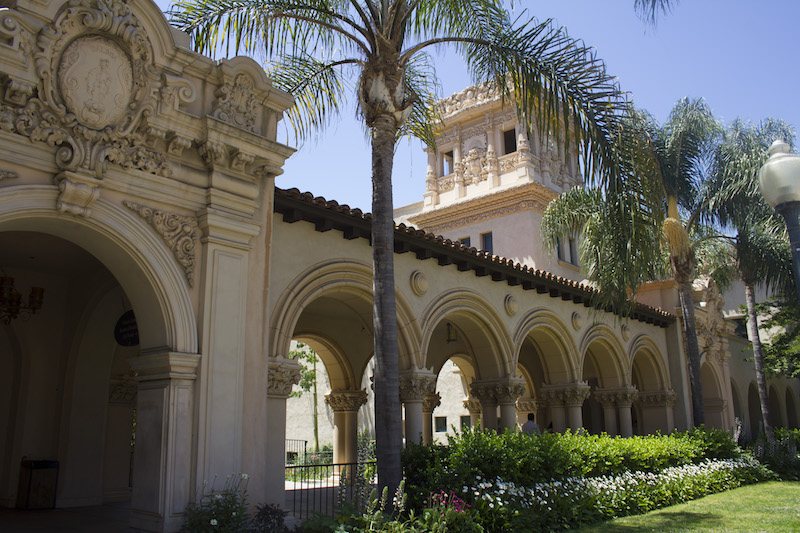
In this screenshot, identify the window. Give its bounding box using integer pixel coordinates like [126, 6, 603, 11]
[459, 236, 471, 247]
[556, 237, 564, 261]
[568, 237, 578, 266]
[443, 150, 454, 175]
[503, 128, 517, 155]
[435, 416, 447, 433]
[481, 232, 494, 254]
[460, 416, 471, 430]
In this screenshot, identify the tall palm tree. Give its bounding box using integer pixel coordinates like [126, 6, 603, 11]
[707, 119, 796, 442]
[542, 98, 720, 426]
[170, 0, 673, 492]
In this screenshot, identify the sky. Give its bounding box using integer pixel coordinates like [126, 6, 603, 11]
[156, 0, 800, 213]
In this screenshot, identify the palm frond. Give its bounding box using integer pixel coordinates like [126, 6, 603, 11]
[268, 53, 355, 142]
[399, 51, 441, 148]
[633, 0, 678, 24]
[541, 186, 603, 251]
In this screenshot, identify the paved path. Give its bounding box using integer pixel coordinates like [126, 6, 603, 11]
[0, 502, 130, 532]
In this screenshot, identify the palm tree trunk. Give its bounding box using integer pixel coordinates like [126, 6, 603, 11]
[370, 114, 403, 496]
[677, 277, 705, 426]
[745, 283, 773, 442]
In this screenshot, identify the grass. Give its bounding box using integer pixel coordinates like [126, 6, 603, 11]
[573, 481, 800, 532]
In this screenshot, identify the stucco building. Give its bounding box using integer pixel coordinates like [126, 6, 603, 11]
[0, 1, 797, 532]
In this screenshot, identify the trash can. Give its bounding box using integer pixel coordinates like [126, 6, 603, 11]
[16, 460, 59, 509]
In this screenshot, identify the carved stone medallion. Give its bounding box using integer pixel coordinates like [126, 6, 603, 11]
[58, 36, 133, 130]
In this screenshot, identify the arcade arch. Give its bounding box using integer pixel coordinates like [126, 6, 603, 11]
[701, 361, 726, 429]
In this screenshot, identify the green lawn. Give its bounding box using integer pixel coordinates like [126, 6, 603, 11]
[573, 481, 800, 532]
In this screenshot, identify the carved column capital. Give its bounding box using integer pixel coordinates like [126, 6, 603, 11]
[398, 371, 437, 402]
[494, 379, 526, 405]
[562, 383, 592, 407]
[470, 381, 497, 404]
[463, 398, 482, 414]
[267, 357, 301, 399]
[614, 387, 639, 408]
[422, 393, 441, 414]
[516, 398, 538, 414]
[637, 390, 677, 407]
[325, 390, 368, 412]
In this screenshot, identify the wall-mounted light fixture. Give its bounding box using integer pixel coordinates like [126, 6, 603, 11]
[446, 322, 457, 343]
[1, 275, 44, 325]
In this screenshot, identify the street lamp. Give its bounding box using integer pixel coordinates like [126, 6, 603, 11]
[758, 139, 800, 302]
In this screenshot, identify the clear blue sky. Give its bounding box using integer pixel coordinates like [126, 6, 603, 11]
[157, 1, 800, 212]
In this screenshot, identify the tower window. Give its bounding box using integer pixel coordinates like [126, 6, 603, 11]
[435, 416, 447, 432]
[481, 232, 494, 254]
[443, 150, 454, 175]
[568, 237, 578, 266]
[459, 236, 471, 247]
[503, 129, 517, 155]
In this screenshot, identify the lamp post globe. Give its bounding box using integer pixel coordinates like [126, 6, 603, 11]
[759, 139, 800, 302]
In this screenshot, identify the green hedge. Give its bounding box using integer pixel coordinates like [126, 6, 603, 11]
[402, 426, 741, 510]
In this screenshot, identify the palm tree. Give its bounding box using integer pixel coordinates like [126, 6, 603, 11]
[542, 98, 720, 426]
[707, 118, 796, 442]
[169, 0, 673, 493]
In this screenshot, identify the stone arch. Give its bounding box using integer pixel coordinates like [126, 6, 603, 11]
[629, 335, 673, 435]
[420, 288, 512, 380]
[579, 324, 629, 388]
[701, 361, 726, 429]
[768, 385, 783, 429]
[0, 188, 196, 353]
[786, 389, 798, 429]
[511, 308, 579, 386]
[269, 258, 422, 377]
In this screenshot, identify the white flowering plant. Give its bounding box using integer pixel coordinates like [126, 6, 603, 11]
[181, 473, 250, 533]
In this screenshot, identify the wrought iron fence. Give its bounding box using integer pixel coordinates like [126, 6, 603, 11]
[285, 439, 308, 465]
[284, 460, 376, 521]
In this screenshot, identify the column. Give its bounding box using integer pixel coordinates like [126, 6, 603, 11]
[422, 394, 441, 444]
[495, 379, 526, 431]
[615, 387, 639, 438]
[594, 390, 619, 436]
[325, 390, 368, 464]
[637, 390, 677, 434]
[540, 387, 566, 433]
[463, 398, 482, 429]
[128, 350, 200, 533]
[265, 357, 301, 507]
[485, 114, 500, 188]
[517, 130, 534, 179]
[423, 148, 439, 208]
[453, 129, 465, 198]
[564, 383, 591, 431]
[399, 371, 437, 445]
[470, 382, 498, 431]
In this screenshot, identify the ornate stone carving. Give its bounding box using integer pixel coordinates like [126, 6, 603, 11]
[199, 140, 226, 168]
[562, 384, 592, 406]
[230, 149, 255, 171]
[435, 81, 501, 117]
[409, 270, 428, 296]
[0, 170, 17, 180]
[470, 382, 497, 404]
[463, 398, 481, 413]
[160, 73, 196, 112]
[422, 394, 441, 413]
[504, 294, 518, 316]
[571, 312, 583, 330]
[620, 324, 631, 341]
[167, 134, 192, 156]
[692, 275, 730, 362]
[462, 147, 487, 185]
[637, 390, 677, 407]
[399, 372, 437, 401]
[540, 383, 591, 406]
[2, 76, 34, 106]
[325, 390, 368, 412]
[0, 0, 169, 178]
[109, 379, 137, 405]
[516, 398, 538, 414]
[0, 11, 33, 68]
[267, 358, 302, 398]
[123, 201, 197, 286]
[437, 175, 455, 192]
[56, 174, 101, 216]
[212, 73, 260, 134]
[495, 380, 526, 403]
[59, 36, 133, 130]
